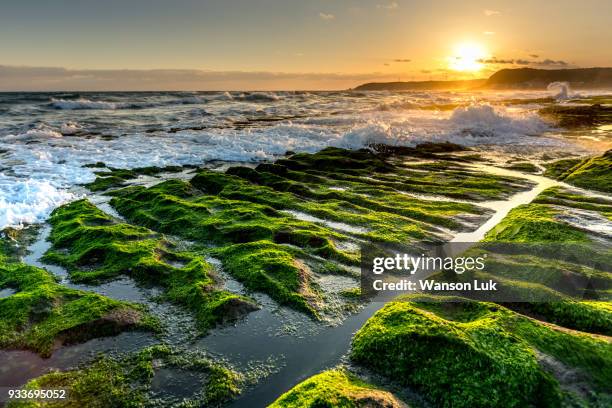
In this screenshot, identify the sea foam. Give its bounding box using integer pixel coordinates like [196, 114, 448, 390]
[0, 91, 572, 229]
[51, 98, 120, 110]
[0, 176, 76, 228]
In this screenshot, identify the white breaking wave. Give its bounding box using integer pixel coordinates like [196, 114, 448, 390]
[0, 176, 76, 229]
[236, 92, 282, 102]
[4, 126, 63, 141]
[60, 122, 82, 135]
[51, 98, 120, 110]
[0, 92, 575, 229]
[546, 81, 579, 100]
[49, 92, 279, 110]
[447, 104, 549, 137]
[50, 97, 206, 110]
[336, 104, 551, 148]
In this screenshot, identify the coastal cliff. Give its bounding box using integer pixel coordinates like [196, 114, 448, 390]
[354, 67, 612, 91]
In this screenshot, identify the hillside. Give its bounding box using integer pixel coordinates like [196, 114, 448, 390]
[485, 67, 612, 89]
[354, 67, 612, 91]
[353, 78, 486, 91]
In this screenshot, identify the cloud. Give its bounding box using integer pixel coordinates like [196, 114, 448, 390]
[539, 59, 569, 67]
[484, 9, 501, 16]
[483, 31, 495, 35]
[478, 57, 570, 68]
[479, 58, 515, 64]
[393, 59, 411, 63]
[0, 65, 410, 91]
[319, 12, 335, 20]
[530, 54, 539, 58]
[377, 2, 399, 10]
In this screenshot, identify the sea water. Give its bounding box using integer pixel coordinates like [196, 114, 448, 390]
[0, 89, 609, 229]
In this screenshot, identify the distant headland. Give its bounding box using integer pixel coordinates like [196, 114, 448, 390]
[353, 67, 612, 91]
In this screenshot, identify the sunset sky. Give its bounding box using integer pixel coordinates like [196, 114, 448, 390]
[1, 0, 610, 90]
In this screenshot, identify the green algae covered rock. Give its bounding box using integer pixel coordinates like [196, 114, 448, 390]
[8, 345, 242, 408]
[102, 147, 540, 320]
[0, 236, 157, 357]
[484, 203, 588, 242]
[539, 104, 612, 128]
[83, 165, 187, 192]
[350, 297, 612, 407]
[544, 151, 612, 193]
[212, 240, 322, 316]
[43, 199, 257, 331]
[351, 299, 570, 407]
[504, 162, 540, 173]
[479, 186, 612, 336]
[269, 368, 405, 408]
[543, 158, 583, 180]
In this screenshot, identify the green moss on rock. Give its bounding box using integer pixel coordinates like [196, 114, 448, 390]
[543, 158, 583, 180]
[544, 151, 612, 193]
[9, 345, 242, 407]
[211, 240, 321, 316]
[269, 368, 404, 408]
[539, 104, 612, 128]
[43, 199, 257, 331]
[350, 298, 612, 407]
[484, 203, 588, 242]
[504, 162, 540, 173]
[0, 238, 157, 357]
[83, 165, 187, 192]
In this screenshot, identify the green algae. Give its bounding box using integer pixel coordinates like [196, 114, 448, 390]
[231, 146, 526, 203]
[534, 187, 612, 218]
[351, 298, 562, 408]
[559, 152, 612, 194]
[269, 368, 404, 408]
[211, 240, 322, 316]
[194, 169, 444, 244]
[110, 178, 347, 249]
[339, 287, 362, 299]
[477, 186, 612, 334]
[390, 161, 532, 201]
[521, 300, 612, 336]
[8, 358, 146, 408]
[543, 158, 583, 180]
[43, 199, 257, 331]
[539, 104, 612, 128]
[8, 345, 242, 407]
[109, 181, 355, 316]
[415, 299, 612, 390]
[101, 147, 542, 320]
[84, 165, 188, 192]
[504, 162, 540, 173]
[351, 297, 612, 407]
[544, 151, 612, 193]
[0, 237, 157, 357]
[275, 147, 394, 175]
[484, 203, 588, 242]
[442, 253, 612, 335]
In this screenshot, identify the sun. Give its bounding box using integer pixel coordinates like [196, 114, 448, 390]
[448, 43, 488, 72]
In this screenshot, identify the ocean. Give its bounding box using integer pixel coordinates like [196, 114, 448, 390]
[0, 89, 609, 229]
